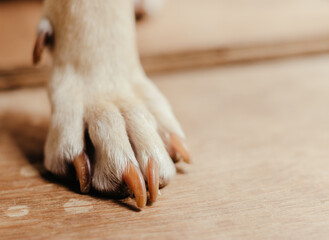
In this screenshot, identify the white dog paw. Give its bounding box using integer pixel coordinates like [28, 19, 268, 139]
[44, 76, 189, 207]
[35, 1, 188, 208]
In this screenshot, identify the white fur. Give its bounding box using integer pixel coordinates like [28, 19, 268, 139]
[41, 0, 183, 192]
[37, 18, 53, 34]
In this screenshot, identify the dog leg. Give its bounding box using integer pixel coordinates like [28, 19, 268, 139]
[34, 0, 188, 208]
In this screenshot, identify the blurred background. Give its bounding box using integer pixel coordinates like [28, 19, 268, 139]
[2, 1, 329, 239]
[1, 0, 329, 85]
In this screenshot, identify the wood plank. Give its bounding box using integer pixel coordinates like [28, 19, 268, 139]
[138, 0, 329, 56]
[2, 54, 329, 239]
[0, 67, 48, 90]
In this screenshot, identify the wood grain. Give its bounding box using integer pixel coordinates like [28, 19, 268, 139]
[0, 67, 47, 90]
[2, 55, 329, 239]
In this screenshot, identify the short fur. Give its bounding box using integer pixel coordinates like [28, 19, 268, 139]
[39, 0, 185, 192]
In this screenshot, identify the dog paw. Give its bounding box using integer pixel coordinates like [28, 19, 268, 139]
[44, 76, 189, 208]
[35, 1, 188, 208]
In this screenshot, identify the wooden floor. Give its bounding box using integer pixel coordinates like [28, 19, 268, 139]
[2, 0, 329, 239]
[2, 54, 329, 239]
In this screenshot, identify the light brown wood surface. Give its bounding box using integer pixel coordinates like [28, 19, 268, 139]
[139, 0, 329, 55]
[1, 54, 329, 239]
[138, 0, 329, 72]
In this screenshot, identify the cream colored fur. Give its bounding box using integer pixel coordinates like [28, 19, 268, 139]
[40, 0, 184, 192]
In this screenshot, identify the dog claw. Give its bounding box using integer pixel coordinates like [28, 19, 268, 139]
[73, 152, 92, 193]
[33, 31, 47, 65]
[123, 162, 147, 208]
[147, 158, 159, 204]
[170, 133, 191, 164]
[33, 18, 53, 65]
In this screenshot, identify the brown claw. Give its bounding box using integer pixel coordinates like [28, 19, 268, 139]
[170, 133, 191, 164]
[147, 158, 159, 204]
[122, 163, 147, 208]
[73, 152, 92, 193]
[33, 30, 54, 65]
[33, 31, 47, 65]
